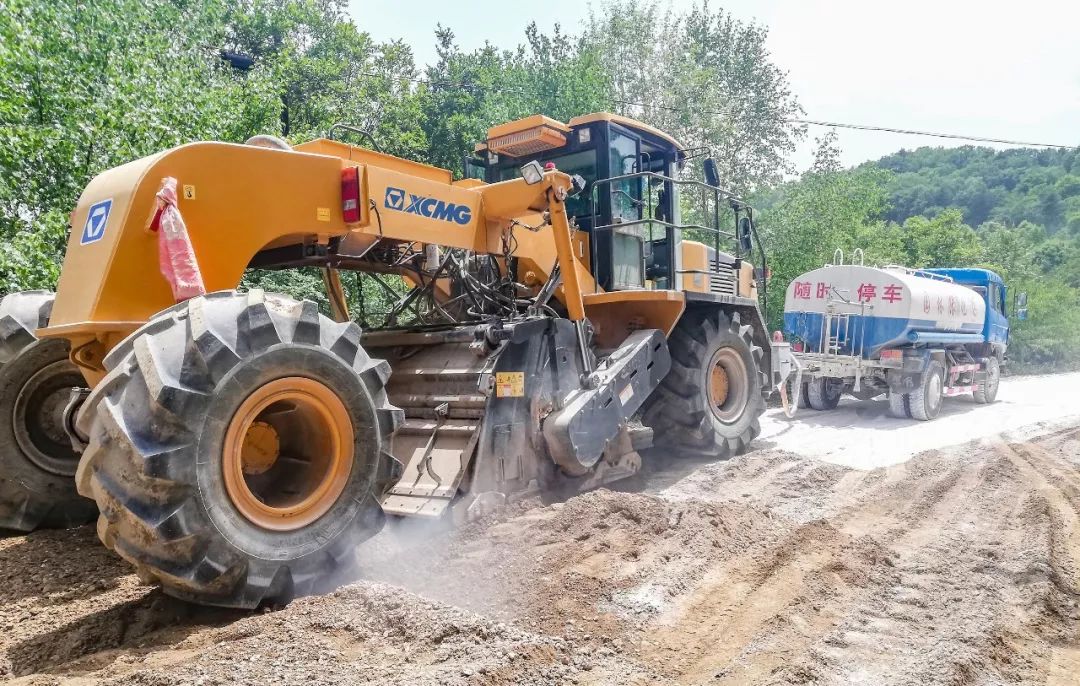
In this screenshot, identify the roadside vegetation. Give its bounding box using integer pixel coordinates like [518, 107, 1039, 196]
[0, 0, 1076, 369]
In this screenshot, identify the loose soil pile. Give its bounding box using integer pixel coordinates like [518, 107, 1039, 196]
[3, 426, 1080, 685]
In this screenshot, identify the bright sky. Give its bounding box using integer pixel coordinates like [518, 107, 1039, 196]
[347, 0, 1080, 171]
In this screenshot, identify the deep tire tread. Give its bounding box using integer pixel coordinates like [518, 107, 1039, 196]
[642, 309, 766, 459]
[78, 289, 402, 608]
[0, 291, 97, 531]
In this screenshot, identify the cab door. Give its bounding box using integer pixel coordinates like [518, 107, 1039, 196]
[988, 282, 1009, 347]
[601, 126, 646, 290]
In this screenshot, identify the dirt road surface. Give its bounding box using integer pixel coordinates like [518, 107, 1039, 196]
[2, 373, 1079, 685]
[761, 371, 1080, 468]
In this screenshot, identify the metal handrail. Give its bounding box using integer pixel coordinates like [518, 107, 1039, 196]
[582, 170, 766, 303]
[590, 218, 736, 240]
[597, 170, 750, 206]
[882, 264, 955, 282]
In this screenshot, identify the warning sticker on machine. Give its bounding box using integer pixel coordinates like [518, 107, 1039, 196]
[495, 372, 525, 398]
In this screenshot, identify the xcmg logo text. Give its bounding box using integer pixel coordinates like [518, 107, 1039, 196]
[384, 186, 472, 225]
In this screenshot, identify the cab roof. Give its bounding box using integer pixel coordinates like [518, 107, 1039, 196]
[476, 112, 685, 158]
[924, 267, 1004, 286]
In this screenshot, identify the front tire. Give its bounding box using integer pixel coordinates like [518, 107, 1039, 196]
[75, 290, 402, 608]
[643, 310, 765, 457]
[0, 291, 96, 531]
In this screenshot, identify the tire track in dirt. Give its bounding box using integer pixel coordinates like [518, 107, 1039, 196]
[638, 449, 980, 683]
[632, 428, 1080, 685]
[4, 427, 1080, 685]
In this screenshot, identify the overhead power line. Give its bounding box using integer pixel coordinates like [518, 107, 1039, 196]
[365, 70, 1076, 150]
[786, 118, 1073, 149]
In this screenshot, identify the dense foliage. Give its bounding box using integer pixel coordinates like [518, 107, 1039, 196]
[875, 146, 1080, 233]
[0, 0, 1076, 370]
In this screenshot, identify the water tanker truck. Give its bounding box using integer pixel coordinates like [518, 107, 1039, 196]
[782, 252, 1027, 420]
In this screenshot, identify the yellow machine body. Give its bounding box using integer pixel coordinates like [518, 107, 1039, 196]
[6, 113, 781, 610]
[40, 134, 688, 384]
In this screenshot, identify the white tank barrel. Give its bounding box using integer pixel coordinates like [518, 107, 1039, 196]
[783, 265, 986, 357]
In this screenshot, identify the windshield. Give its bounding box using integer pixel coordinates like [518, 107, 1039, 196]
[496, 149, 597, 219]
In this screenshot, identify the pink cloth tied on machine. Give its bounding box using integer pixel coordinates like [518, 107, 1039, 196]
[147, 177, 206, 302]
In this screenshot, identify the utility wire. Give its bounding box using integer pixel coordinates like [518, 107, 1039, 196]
[785, 118, 1072, 149]
[366, 70, 1077, 150]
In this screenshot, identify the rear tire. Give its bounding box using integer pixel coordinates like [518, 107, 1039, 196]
[0, 291, 96, 531]
[887, 390, 910, 418]
[75, 290, 402, 608]
[797, 382, 811, 409]
[972, 357, 1000, 404]
[807, 377, 842, 411]
[907, 360, 944, 421]
[642, 309, 765, 458]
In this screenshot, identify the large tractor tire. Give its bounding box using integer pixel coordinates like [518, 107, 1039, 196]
[0, 291, 96, 531]
[907, 359, 945, 421]
[806, 377, 843, 411]
[643, 309, 765, 457]
[76, 290, 402, 608]
[973, 356, 1000, 404]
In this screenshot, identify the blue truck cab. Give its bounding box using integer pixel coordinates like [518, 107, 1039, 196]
[922, 268, 1024, 364]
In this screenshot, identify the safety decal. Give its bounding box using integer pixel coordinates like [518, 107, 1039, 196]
[495, 371, 525, 398]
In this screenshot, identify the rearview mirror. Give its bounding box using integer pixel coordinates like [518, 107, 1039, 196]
[1014, 291, 1028, 320]
[738, 216, 754, 253]
[703, 158, 720, 188]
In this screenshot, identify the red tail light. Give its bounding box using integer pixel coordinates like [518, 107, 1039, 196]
[341, 166, 361, 223]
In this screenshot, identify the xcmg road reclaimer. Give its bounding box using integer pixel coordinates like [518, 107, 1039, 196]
[0, 113, 796, 607]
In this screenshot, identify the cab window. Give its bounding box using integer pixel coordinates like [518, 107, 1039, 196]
[989, 283, 1005, 314]
[608, 130, 641, 223]
[496, 149, 597, 220]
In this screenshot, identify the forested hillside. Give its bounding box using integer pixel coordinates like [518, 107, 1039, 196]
[875, 146, 1080, 234]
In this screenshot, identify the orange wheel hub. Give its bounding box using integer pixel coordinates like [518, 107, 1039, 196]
[706, 348, 749, 424]
[710, 364, 730, 407]
[223, 377, 353, 531]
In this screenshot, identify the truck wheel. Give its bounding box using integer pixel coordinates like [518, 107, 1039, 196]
[0, 291, 96, 532]
[887, 390, 910, 418]
[643, 310, 765, 457]
[797, 382, 811, 409]
[806, 377, 842, 411]
[76, 290, 402, 608]
[972, 357, 1000, 404]
[907, 360, 945, 421]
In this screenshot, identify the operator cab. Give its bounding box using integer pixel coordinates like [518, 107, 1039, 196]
[469, 113, 757, 295]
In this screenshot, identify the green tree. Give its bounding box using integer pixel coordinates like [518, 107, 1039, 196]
[418, 23, 612, 173]
[898, 209, 982, 267]
[756, 132, 892, 328]
[225, 0, 428, 157]
[0, 0, 282, 288]
[583, 0, 804, 192]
